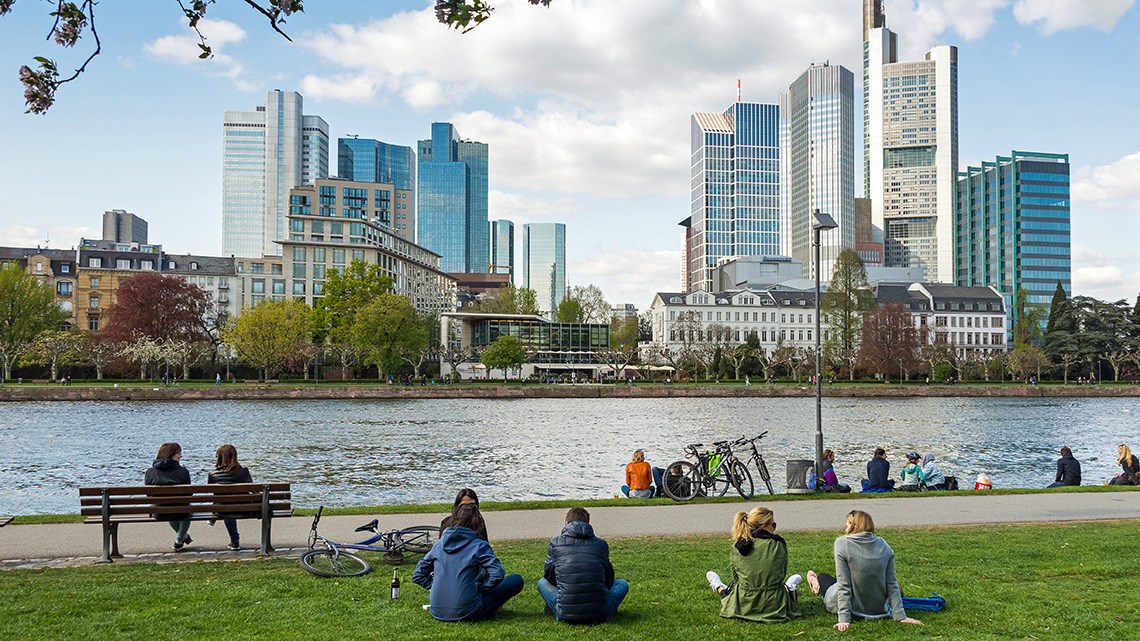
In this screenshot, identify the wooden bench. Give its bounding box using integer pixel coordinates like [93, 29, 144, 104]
[79, 483, 292, 563]
[0, 516, 13, 527]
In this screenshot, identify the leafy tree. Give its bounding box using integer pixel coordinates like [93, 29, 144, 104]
[75, 331, 114, 379]
[725, 340, 758, 380]
[436, 0, 552, 32]
[1045, 282, 1071, 335]
[1012, 288, 1046, 348]
[398, 313, 437, 378]
[480, 335, 526, 381]
[222, 300, 312, 381]
[554, 297, 584, 323]
[822, 249, 874, 379]
[566, 284, 611, 324]
[351, 294, 423, 379]
[0, 263, 69, 381]
[102, 272, 210, 344]
[315, 260, 394, 344]
[1007, 345, 1049, 382]
[466, 285, 540, 315]
[856, 303, 919, 381]
[24, 328, 84, 381]
[637, 310, 653, 342]
[918, 341, 953, 380]
[1044, 282, 1077, 376]
[599, 317, 640, 381]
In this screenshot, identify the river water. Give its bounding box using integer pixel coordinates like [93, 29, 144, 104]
[2, 397, 1138, 515]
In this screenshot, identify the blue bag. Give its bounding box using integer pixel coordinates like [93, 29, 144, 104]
[901, 593, 946, 612]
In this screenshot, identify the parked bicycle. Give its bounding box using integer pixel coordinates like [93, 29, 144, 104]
[662, 440, 751, 501]
[730, 432, 775, 498]
[299, 506, 440, 578]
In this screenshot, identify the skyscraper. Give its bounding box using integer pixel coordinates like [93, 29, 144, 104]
[337, 137, 417, 242]
[417, 123, 489, 274]
[685, 100, 781, 292]
[490, 219, 515, 282]
[779, 62, 856, 281]
[520, 222, 566, 317]
[864, 0, 958, 282]
[102, 209, 148, 245]
[222, 90, 329, 257]
[955, 151, 1071, 341]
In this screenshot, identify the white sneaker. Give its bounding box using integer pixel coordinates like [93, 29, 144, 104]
[706, 571, 727, 594]
[785, 574, 803, 591]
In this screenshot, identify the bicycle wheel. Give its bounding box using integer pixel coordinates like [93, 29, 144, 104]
[662, 461, 699, 501]
[394, 526, 440, 554]
[708, 466, 732, 497]
[756, 456, 774, 495]
[300, 549, 371, 578]
[731, 460, 754, 499]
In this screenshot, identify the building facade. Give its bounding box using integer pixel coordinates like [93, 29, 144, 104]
[163, 255, 237, 327]
[686, 100, 782, 292]
[223, 90, 329, 258]
[0, 247, 78, 328]
[490, 219, 515, 281]
[780, 63, 856, 282]
[874, 283, 1007, 358]
[102, 209, 148, 245]
[75, 239, 165, 332]
[337, 137, 416, 242]
[234, 255, 285, 309]
[417, 123, 489, 274]
[955, 151, 1071, 340]
[864, 0, 958, 282]
[440, 312, 611, 379]
[520, 222, 566, 317]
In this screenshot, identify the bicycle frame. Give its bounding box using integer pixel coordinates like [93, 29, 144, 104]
[307, 507, 433, 555]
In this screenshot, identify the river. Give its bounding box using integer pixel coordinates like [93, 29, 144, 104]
[2, 397, 1137, 515]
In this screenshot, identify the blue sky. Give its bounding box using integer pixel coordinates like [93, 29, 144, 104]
[1, 0, 1137, 310]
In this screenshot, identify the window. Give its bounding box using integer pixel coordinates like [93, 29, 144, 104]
[88, 318, 99, 331]
[89, 296, 100, 308]
[56, 282, 72, 296]
[272, 279, 286, 295]
[190, 262, 199, 270]
[292, 247, 306, 262]
[313, 265, 326, 280]
[333, 249, 345, 264]
[313, 248, 326, 263]
[251, 262, 265, 274]
[293, 263, 306, 279]
[140, 260, 154, 270]
[251, 279, 265, 294]
[34, 261, 43, 272]
[271, 263, 283, 275]
[60, 264, 70, 273]
[293, 281, 306, 295]
[89, 277, 100, 287]
[88, 257, 102, 268]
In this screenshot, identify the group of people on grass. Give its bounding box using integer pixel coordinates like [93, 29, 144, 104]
[413, 489, 627, 624]
[143, 442, 253, 551]
[861, 447, 949, 492]
[1048, 443, 1140, 488]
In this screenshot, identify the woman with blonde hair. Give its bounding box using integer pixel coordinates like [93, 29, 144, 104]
[704, 506, 801, 623]
[806, 510, 921, 632]
[1109, 444, 1140, 485]
[622, 449, 662, 498]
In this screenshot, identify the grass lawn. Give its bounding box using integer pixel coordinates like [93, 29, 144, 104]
[1, 520, 1136, 640]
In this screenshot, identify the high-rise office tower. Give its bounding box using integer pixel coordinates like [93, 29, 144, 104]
[337, 137, 417, 242]
[779, 63, 856, 281]
[417, 123, 489, 273]
[864, 0, 958, 282]
[955, 151, 1070, 341]
[685, 100, 781, 293]
[222, 90, 329, 258]
[102, 209, 148, 245]
[520, 222, 566, 317]
[490, 219, 515, 282]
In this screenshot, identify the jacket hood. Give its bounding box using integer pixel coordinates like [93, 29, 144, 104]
[922, 453, 935, 466]
[152, 458, 180, 470]
[735, 528, 786, 555]
[440, 526, 482, 553]
[561, 520, 595, 540]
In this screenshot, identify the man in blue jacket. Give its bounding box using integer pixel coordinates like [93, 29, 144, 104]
[537, 507, 629, 624]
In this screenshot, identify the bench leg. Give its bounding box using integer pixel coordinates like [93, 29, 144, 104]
[110, 522, 123, 558]
[97, 522, 114, 563]
[260, 517, 273, 555]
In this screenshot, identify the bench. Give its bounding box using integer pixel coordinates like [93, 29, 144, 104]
[0, 516, 12, 527]
[79, 483, 292, 563]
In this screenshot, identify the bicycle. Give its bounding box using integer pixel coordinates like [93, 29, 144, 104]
[730, 432, 775, 498]
[662, 440, 751, 501]
[299, 506, 440, 578]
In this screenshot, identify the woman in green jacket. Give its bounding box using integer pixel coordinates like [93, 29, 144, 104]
[705, 506, 802, 623]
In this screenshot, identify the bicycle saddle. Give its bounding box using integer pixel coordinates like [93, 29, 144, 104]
[354, 519, 379, 532]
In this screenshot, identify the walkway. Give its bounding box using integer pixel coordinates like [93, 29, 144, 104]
[3, 492, 1138, 569]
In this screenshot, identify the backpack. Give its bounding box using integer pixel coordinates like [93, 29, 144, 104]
[944, 476, 959, 491]
[902, 593, 947, 612]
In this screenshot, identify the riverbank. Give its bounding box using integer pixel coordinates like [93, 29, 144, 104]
[2, 380, 1138, 401]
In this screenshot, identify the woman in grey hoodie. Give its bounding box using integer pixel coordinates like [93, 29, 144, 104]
[806, 510, 922, 632]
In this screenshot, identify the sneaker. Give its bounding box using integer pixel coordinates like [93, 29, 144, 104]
[173, 541, 185, 552]
[706, 571, 728, 595]
[227, 541, 241, 551]
[183, 535, 192, 546]
[785, 574, 803, 591]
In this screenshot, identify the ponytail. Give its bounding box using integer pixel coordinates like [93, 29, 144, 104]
[731, 511, 752, 542]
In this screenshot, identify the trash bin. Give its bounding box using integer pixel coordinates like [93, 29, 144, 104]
[786, 459, 814, 494]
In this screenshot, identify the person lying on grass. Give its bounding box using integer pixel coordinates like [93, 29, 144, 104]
[806, 509, 922, 632]
[705, 506, 802, 623]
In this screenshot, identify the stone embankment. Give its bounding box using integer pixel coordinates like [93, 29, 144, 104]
[1, 383, 1137, 402]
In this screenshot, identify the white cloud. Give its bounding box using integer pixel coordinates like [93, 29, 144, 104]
[299, 74, 379, 104]
[488, 190, 579, 222]
[144, 19, 250, 88]
[0, 224, 97, 249]
[1013, 0, 1135, 35]
[1072, 151, 1140, 208]
[570, 248, 681, 309]
[1071, 244, 1140, 301]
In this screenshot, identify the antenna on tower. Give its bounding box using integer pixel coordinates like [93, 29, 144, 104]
[44, 232, 50, 248]
[737, 79, 741, 102]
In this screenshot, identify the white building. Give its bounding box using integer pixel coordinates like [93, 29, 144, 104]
[874, 283, 1007, 357]
[163, 254, 237, 326]
[223, 90, 329, 258]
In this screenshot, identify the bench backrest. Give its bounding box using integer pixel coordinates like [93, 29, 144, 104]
[79, 483, 291, 517]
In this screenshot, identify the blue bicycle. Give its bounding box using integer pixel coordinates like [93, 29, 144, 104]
[300, 506, 440, 577]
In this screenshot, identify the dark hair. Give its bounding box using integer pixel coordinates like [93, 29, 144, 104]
[448, 503, 484, 531]
[453, 488, 479, 508]
[215, 444, 240, 473]
[156, 442, 181, 460]
[874, 447, 886, 459]
[1060, 446, 1072, 457]
[565, 507, 590, 524]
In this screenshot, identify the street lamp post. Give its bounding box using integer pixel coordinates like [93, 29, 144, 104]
[812, 210, 838, 481]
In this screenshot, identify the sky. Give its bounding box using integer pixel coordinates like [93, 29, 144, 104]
[1, 0, 1138, 312]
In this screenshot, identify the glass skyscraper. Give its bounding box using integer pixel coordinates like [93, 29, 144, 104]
[520, 222, 566, 317]
[337, 137, 417, 241]
[686, 101, 781, 292]
[222, 90, 328, 258]
[417, 123, 489, 273]
[490, 219, 515, 282]
[779, 62, 856, 282]
[955, 151, 1071, 341]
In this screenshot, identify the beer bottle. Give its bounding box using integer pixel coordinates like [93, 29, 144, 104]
[391, 569, 401, 599]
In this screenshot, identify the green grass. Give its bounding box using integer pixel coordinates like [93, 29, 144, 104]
[2, 520, 1137, 640]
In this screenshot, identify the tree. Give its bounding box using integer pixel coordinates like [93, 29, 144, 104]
[554, 297, 584, 323]
[1007, 345, 1049, 382]
[102, 272, 210, 345]
[0, 263, 69, 381]
[857, 303, 919, 381]
[1012, 288, 1046, 348]
[398, 314, 437, 378]
[24, 328, 84, 381]
[222, 300, 312, 381]
[481, 335, 526, 381]
[351, 294, 423, 379]
[566, 284, 611, 324]
[919, 341, 953, 381]
[598, 317, 640, 381]
[316, 260, 393, 344]
[637, 310, 653, 342]
[822, 249, 874, 379]
[75, 331, 114, 380]
[466, 285, 539, 316]
[725, 341, 757, 380]
[436, 0, 552, 32]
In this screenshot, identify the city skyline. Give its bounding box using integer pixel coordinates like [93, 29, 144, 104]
[1, 1, 1138, 309]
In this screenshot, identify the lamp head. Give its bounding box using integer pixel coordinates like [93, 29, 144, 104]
[811, 210, 838, 231]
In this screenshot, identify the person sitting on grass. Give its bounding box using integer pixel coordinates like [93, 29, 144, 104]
[705, 506, 802, 623]
[441, 488, 488, 540]
[820, 449, 851, 493]
[1108, 444, 1139, 485]
[920, 452, 946, 490]
[1046, 446, 1082, 488]
[897, 452, 926, 491]
[537, 507, 628, 624]
[806, 510, 922, 632]
[412, 503, 523, 622]
[621, 449, 664, 498]
[861, 448, 895, 492]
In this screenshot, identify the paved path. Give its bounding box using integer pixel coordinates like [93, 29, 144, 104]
[3, 492, 1139, 569]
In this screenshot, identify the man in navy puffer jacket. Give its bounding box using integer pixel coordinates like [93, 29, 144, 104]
[537, 507, 628, 624]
